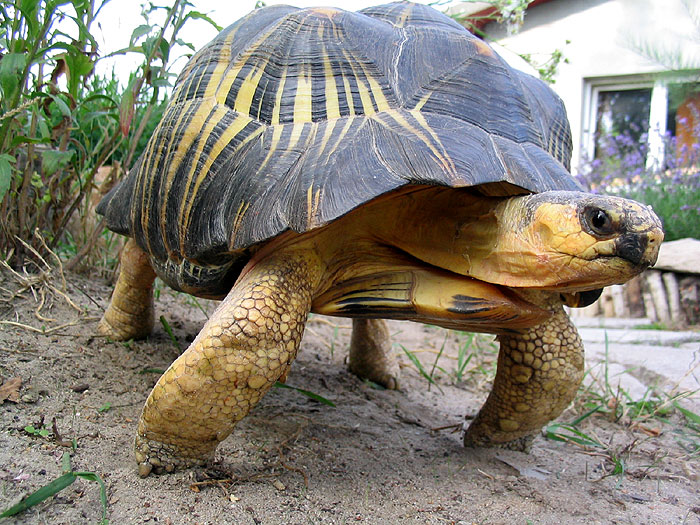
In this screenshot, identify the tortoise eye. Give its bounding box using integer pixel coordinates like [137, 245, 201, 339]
[584, 207, 614, 236]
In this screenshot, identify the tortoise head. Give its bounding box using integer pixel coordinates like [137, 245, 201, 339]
[465, 190, 664, 292]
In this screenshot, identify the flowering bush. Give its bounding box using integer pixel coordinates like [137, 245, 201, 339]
[575, 122, 700, 242]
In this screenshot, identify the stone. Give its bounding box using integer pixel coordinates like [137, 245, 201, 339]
[653, 238, 700, 275]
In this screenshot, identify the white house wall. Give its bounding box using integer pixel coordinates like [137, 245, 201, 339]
[480, 0, 700, 171]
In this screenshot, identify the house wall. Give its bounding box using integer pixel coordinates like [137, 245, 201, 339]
[480, 0, 700, 172]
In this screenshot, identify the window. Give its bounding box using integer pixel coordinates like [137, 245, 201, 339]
[582, 76, 700, 172]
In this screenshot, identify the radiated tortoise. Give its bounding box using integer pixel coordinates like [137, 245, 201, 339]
[96, 1, 664, 476]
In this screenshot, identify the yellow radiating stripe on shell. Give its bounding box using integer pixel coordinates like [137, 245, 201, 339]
[354, 58, 391, 113]
[379, 110, 455, 177]
[177, 102, 232, 253]
[287, 122, 308, 151]
[138, 111, 167, 251]
[340, 47, 374, 116]
[312, 187, 322, 227]
[409, 109, 456, 177]
[323, 56, 341, 120]
[271, 69, 287, 125]
[182, 114, 263, 234]
[305, 185, 323, 229]
[214, 20, 281, 107]
[413, 92, 431, 111]
[316, 118, 337, 159]
[203, 29, 237, 100]
[355, 76, 375, 116]
[324, 116, 355, 158]
[306, 185, 313, 225]
[294, 68, 313, 122]
[257, 124, 284, 176]
[233, 65, 266, 116]
[342, 75, 355, 115]
[155, 100, 209, 258]
[231, 200, 250, 245]
[366, 75, 390, 112]
[317, 20, 340, 121]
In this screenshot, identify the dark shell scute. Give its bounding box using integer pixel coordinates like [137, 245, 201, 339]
[97, 1, 579, 290]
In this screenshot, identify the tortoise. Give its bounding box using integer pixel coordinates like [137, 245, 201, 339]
[96, 2, 663, 477]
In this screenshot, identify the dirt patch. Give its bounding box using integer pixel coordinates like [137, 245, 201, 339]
[0, 270, 698, 524]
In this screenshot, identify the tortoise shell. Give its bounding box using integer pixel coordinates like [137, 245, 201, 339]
[98, 1, 579, 297]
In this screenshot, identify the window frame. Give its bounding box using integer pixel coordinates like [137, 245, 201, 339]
[582, 72, 700, 171]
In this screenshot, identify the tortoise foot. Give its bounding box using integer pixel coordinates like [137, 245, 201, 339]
[132, 249, 320, 476]
[98, 315, 153, 341]
[348, 319, 400, 390]
[462, 422, 535, 452]
[134, 434, 211, 477]
[462, 303, 584, 454]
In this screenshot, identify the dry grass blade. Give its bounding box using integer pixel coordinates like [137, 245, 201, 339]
[1, 231, 85, 334]
[0, 319, 80, 334]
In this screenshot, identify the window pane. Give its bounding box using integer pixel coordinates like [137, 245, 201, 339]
[594, 88, 652, 159]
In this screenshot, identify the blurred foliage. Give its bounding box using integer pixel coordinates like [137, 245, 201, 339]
[0, 0, 219, 269]
[519, 45, 569, 84]
[449, 0, 530, 36]
[448, 0, 567, 83]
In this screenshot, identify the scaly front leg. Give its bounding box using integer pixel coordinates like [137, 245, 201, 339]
[134, 249, 322, 476]
[463, 301, 584, 451]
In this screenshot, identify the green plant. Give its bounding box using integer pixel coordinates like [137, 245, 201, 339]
[0, 452, 108, 523]
[544, 334, 699, 482]
[448, 1, 567, 83]
[449, 0, 530, 36]
[453, 332, 476, 383]
[273, 382, 336, 407]
[159, 314, 181, 351]
[520, 44, 570, 84]
[400, 343, 442, 392]
[24, 424, 50, 438]
[0, 0, 219, 269]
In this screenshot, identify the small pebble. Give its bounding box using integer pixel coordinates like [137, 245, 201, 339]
[21, 392, 38, 403]
[272, 479, 286, 491]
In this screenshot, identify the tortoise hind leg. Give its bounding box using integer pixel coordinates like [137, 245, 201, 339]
[463, 305, 584, 451]
[98, 238, 156, 340]
[134, 249, 322, 476]
[348, 318, 400, 390]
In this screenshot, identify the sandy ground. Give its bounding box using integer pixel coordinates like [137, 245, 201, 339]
[0, 269, 698, 524]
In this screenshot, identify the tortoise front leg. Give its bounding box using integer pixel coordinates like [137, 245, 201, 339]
[348, 318, 400, 390]
[463, 305, 584, 451]
[98, 238, 156, 340]
[134, 250, 322, 476]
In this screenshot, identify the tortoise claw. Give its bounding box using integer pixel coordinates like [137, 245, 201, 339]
[134, 434, 209, 477]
